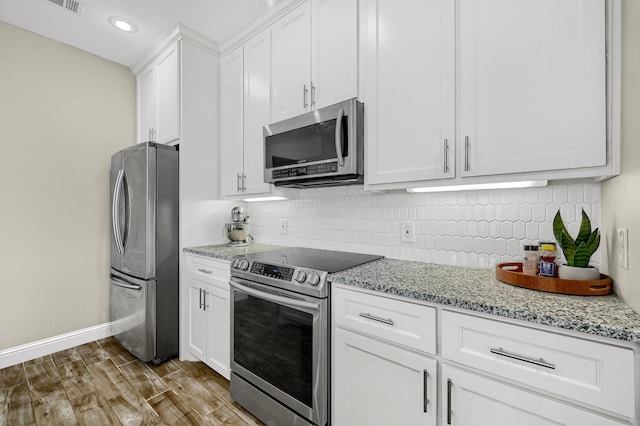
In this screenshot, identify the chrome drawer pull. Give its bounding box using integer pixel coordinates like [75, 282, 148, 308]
[358, 312, 395, 326]
[446, 378, 452, 425]
[423, 370, 429, 413]
[198, 268, 212, 275]
[490, 347, 556, 370]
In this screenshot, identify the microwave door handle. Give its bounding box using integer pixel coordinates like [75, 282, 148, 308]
[335, 108, 345, 166]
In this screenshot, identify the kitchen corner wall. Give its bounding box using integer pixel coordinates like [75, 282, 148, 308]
[249, 183, 601, 268]
[0, 22, 135, 350]
[601, 0, 640, 314]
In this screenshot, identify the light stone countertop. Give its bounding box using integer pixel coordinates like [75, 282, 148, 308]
[183, 244, 640, 343]
[329, 258, 640, 343]
[183, 243, 284, 261]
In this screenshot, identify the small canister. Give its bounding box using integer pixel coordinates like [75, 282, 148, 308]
[538, 242, 557, 277]
[522, 245, 539, 276]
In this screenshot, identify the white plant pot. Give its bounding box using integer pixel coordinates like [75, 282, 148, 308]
[558, 264, 600, 281]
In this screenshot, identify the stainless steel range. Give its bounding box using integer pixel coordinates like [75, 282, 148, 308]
[229, 247, 383, 426]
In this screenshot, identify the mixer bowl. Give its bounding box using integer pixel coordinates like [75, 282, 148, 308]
[224, 222, 252, 244]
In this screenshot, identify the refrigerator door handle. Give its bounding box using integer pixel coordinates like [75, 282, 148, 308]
[112, 169, 125, 254]
[111, 276, 142, 291]
[122, 170, 131, 253]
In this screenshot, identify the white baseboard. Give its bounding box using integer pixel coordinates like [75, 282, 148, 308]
[0, 322, 114, 369]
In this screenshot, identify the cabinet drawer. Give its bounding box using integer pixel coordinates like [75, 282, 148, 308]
[333, 286, 436, 355]
[186, 254, 230, 287]
[441, 310, 635, 418]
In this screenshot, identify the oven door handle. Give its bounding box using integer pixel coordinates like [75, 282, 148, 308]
[230, 278, 320, 311]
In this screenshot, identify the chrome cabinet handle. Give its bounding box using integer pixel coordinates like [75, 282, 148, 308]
[423, 370, 429, 413]
[237, 173, 242, 192]
[203, 290, 209, 310]
[310, 82, 316, 108]
[464, 136, 470, 172]
[198, 288, 203, 309]
[242, 173, 247, 191]
[358, 312, 395, 326]
[490, 347, 556, 370]
[447, 379, 452, 425]
[198, 268, 212, 275]
[303, 84, 309, 109]
[335, 108, 345, 166]
[444, 139, 449, 173]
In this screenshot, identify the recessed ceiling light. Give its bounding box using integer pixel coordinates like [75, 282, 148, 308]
[108, 16, 138, 33]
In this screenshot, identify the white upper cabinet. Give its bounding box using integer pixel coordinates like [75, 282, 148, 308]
[271, 2, 312, 122]
[364, 0, 617, 190]
[220, 30, 273, 198]
[458, 0, 606, 177]
[271, 0, 358, 123]
[220, 47, 246, 197]
[311, 0, 358, 110]
[364, 0, 455, 185]
[243, 31, 273, 196]
[136, 42, 180, 145]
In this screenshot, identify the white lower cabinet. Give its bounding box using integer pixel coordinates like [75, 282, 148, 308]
[441, 364, 627, 426]
[185, 254, 230, 380]
[331, 285, 638, 426]
[332, 285, 437, 425]
[333, 328, 437, 426]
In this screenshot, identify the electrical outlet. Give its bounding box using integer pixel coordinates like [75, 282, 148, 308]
[280, 218, 287, 234]
[401, 222, 415, 243]
[618, 228, 629, 269]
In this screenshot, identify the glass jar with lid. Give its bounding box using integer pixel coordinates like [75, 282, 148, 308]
[522, 245, 539, 275]
[538, 242, 557, 277]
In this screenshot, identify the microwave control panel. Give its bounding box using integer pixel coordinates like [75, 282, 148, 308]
[272, 162, 338, 179]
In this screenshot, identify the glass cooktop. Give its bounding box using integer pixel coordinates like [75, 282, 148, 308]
[242, 247, 383, 273]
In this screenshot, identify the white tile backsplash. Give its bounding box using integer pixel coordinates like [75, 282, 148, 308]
[247, 183, 601, 269]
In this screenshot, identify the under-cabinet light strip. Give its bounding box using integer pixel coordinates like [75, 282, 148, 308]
[407, 180, 548, 193]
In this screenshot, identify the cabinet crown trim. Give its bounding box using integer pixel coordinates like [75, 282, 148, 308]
[132, 23, 220, 74]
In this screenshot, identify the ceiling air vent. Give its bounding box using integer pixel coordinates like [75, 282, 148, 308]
[45, 0, 86, 16]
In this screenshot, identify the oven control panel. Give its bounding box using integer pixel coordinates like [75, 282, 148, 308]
[250, 262, 294, 281]
[231, 258, 325, 291]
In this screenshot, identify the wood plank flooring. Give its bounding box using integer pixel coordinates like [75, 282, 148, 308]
[0, 338, 264, 425]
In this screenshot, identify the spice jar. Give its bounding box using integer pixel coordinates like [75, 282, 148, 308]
[522, 245, 539, 275]
[538, 242, 557, 277]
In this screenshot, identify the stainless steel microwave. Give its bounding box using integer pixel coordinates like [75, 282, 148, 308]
[263, 99, 364, 188]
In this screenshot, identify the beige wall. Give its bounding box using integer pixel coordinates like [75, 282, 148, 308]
[602, 1, 640, 313]
[0, 22, 135, 350]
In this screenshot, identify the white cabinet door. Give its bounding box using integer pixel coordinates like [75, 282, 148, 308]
[155, 42, 180, 145]
[311, 0, 358, 109]
[220, 47, 245, 197]
[205, 283, 230, 380]
[333, 328, 437, 426]
[137, 65, 156, 143]
[442, 364, 627, 426]
[187, 280, 207, 361]
[458, 0, 606, 177]
[271, 1, 312, 122]
[364, 0, 455, 185]
[243, 30, 273, 196]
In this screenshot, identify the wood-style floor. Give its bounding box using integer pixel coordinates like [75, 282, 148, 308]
[0, 337, 264, 425]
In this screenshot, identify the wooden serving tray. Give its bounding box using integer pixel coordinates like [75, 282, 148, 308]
[496, 263, 612, 296]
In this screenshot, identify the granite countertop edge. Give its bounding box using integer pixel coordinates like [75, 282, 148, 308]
[184, 245, 640, 344]
[329, 259, 640, 344]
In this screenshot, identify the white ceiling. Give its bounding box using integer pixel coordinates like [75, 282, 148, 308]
[0, 0, 286, 68]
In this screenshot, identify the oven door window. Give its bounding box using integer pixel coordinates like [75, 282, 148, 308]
[265, 117, 348, 168]
[233, 292, 313, 407]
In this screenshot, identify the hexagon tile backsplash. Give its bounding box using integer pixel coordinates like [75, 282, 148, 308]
[248, 182, 601, 269]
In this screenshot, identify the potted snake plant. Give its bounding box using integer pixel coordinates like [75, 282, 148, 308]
[553, 208, 601, 280]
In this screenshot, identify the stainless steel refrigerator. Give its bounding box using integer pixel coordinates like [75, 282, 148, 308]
[110, 142, 179, 364]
